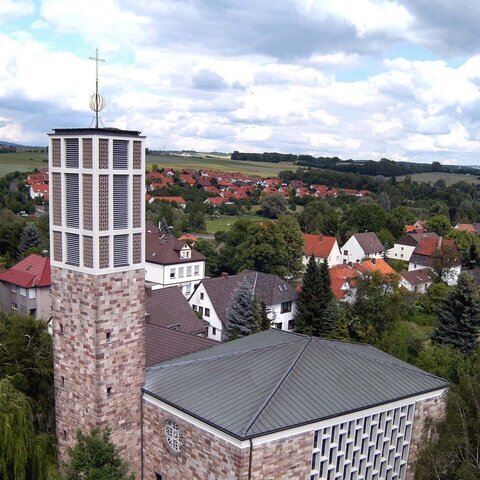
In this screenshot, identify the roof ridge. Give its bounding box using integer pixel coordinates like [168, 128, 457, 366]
[147, 335, 305, 371]
[242, 337, 312, 436]
[322, 340, 447, 382]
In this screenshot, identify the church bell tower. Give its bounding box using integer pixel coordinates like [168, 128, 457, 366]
[49, 127, 146, 476]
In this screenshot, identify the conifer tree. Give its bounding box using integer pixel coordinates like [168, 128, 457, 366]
[295, 255, 321, 335]
[64, 428, 134, 480]
[225, 277, 254, 340]
[432, 273, 480, 355]
[316, 260, 337, 337]
[253, 299, 271, 333]
[17, 223, 43, 259]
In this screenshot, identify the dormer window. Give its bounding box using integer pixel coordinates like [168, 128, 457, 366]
[180, 246, 191, 259]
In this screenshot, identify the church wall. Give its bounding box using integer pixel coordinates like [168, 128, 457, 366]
[53, 267, 145, 477]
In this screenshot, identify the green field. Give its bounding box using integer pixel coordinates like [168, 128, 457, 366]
[0, 151, 47, 177]
[205, 214, 264, 233]
[398, 171, 480, 185]
[146, 154, 293, 177]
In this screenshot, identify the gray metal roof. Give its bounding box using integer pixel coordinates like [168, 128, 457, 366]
[144, 330, 448, 439]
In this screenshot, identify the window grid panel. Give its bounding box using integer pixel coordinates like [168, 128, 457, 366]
[52, 138, 61, 167]
[99, 236, 109, 268]
[133, 140, 142, 169]
[83, 174, 93, 230]
[53, 231, 62, 262]
[133, 175, 142, 228]
[83, 236, 93, 268]
[65, 138, 79, 168]
[133, 233, 142, 264]
[114, 234, 129, 267]
[99, 139, 109, 168]
[113, 175, 129, 230]
[82, 138, 93, 168]
[311, 404, 414, 480]
[113, 139, 129, 169]
[66, 233, 80, 267]
[52, 172, 62, 226]
[65, 173, 79, 228]
[99, 175, 109, 231]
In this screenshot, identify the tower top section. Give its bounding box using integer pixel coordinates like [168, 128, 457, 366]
[49, 127, 145, 138]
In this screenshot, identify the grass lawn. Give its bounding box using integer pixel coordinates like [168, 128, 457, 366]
[398, 171, 480, 185]
[0, 151, 48, 177]
[205, 214, 265, 233]
[147, 154, 293, 177]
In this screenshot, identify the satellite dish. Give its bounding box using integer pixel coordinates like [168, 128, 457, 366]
[89, 93, 105, 113]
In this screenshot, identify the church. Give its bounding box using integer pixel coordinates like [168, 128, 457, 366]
[49, 126, 447, 480]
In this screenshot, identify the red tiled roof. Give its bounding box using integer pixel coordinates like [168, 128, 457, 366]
[0, 254, 51, 288]
[303, 234, 337, 259]
[205, 196, 229, 206]
[329, 264, 358, 300]
[354, 258, 396, 276]
[456, 224, 475, 233]
[30, 183, 49, 194]
[153, 196, 186, 205]
[414, 237, 456, 257]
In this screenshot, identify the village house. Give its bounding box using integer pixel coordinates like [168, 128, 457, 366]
[303, 233, 342, 266]
[400, 269, 433, 293]
[29, 183, 49, 200]
[386, 233, 439, 262]
[0, 253, 51, 319]
[189, 270, 298, 340]
[145, 222, 206, 296]
[408, 236, 461, 285]
[148, 196, 187, 209]
[341, 232, 384, 264]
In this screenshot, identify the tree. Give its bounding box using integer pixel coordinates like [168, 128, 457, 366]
[431, 244, 460, 284]
[427, 214, 451, 237]
[64, 428, 134, 480]
[193, 239, 221, 276]
[432, 273, 480, 355]
[260, 193, 288, 219]
[253, 299, 271, 332]
[17, 223, 43, 259]
[447, 229, 480, 269]
[275, 215, 304, 277]
[225, 278, 255, 340]
[296, 257, 336, 337]
[377, 192, 391, 211]
[344, 203, 386, 233]
[297, 200, 339, 235]
[415, 371, 480, 479]
[0, 378, 52, 480]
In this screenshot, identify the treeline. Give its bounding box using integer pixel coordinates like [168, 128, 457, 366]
[231, 151, 480, 177]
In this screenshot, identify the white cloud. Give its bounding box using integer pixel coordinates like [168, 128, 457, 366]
[0, 0, 34, 19]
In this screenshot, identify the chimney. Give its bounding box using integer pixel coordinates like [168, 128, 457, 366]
[221, 272, 229, 279]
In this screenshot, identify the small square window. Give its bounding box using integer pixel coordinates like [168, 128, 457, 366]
[205, 308, 210, 317]
[200, 292, 204, 300]
[274, 322, 282, 329]
[63, 430, 67, 440]
[170, 269, 176, 279]
[212, 327, 217, 335]
[288, 319, 294, 330]
[106, 332, 111, 342]
[11, 302, 17, 310]
[192, 304, 197, 311]
[61, 376, 65, 386]
[199, 306, 204, 315]
[156, 474, 163, 480]
[10, 284, 17, 293]
[59, 323, 64, 335]
[281, 301, 292, 313]
[107, 387, 112, 397]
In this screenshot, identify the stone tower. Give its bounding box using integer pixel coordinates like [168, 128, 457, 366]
[49, 128, 146, 476]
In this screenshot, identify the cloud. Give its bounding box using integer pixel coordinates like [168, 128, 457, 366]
[191, 69, 228, 91]
[0, 0, 35, 20]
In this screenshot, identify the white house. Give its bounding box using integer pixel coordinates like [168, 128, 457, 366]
[145, 221, 206, 297]
[400, 269, 433, 293]
[341, 232, 384, 264]
[29, 183, 49, 199]
[387, 233, 438, 262]
[189, 270, 298, 341]
[303, 233, 342, 267]
[408, 236, 461, 286]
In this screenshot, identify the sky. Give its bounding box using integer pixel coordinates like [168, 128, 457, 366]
[2, 1, 480, 164]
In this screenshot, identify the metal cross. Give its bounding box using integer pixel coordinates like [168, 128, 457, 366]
[89, 49, 105, 128]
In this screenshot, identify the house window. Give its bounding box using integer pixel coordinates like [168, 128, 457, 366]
[199, 306, 204, 315]
[106, 387, 112, 397]
[178, 267, 184, 278]
[343, 250, 348, 255]
[20, 287, 26, 296]
[192, 304, 197, 311]
[170, 268, 176, 279]
[28, 288, 36, 299]
[288, 319, 294, 330]
[274, 322, 282, 329]
[11, 302, 17, 310]
[187, 266, 192, 276]
[185, 284, 192, 295]
[281, 301, 292, 313]
[205, 308, 210, 317]
[106, 332, 111, 342]
[194, 265, 200, 276]
[212, 327, 217, 336]
[200, 292, 204, 300]
[11, 284, 16, 293]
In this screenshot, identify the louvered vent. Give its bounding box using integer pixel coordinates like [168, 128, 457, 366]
[113, 140, 128, 169]
[66, 233, 80, 266]
[65, 138, 79, 168]
[65, 174, 79, 228]
[114, 234, 129, 267]
[113, 175, 128, 229]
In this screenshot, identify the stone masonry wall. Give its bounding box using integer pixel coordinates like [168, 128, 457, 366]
[143, 400, 313, 480]
[52, 267, 145, 478]
[406, 392, 446, 480]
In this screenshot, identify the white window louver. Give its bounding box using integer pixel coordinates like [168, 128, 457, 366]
[113, 140, 129, 169]
[65, 138, 79, 168]
[113, 175, 129, 229]
[65, 173, 79, 228]
[114, 234, 129, 267]
[66, 233, 80, 266]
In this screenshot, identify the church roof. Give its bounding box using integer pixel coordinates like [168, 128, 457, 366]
[144, 329, 447, 440]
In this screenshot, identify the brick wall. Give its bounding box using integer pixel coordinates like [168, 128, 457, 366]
[143, 400, 313, 480]
[406, 393, 446, 480]
[52, 267, 145, 478]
